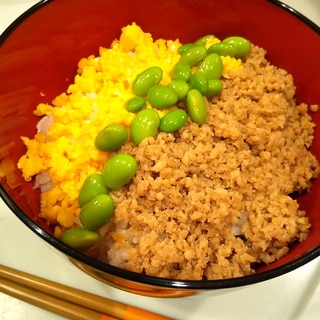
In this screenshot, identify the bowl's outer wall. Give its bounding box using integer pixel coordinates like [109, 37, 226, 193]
[0, 0, 320, 287]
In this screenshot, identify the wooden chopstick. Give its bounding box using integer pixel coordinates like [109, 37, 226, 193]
[0, 264, 172, 320]
[0, 275, 115, 320]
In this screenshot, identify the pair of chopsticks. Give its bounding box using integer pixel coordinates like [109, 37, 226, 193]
[0, 263, 172, 320]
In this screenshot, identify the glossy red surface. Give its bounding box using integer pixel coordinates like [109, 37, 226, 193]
[0, 0, 320, 291]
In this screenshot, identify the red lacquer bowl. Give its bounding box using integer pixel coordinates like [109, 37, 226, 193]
[0, 0, 320, 297]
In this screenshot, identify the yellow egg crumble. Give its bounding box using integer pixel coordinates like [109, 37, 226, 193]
[17, 23, 243, 236]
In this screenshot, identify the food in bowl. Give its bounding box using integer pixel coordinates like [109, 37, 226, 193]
[17, 23, 320, 280]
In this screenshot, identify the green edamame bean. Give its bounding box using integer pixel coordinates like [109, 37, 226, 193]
[147, 85, 178, 109]
[187, 89, 207, 125]
[167, 79, 190, 101]
[206, 79, 223, 98]
[78, 174, 108, 208]
[125, 96, 146, 113]
[198, 53, 223, 80]
[102, 153, 137, 190]
[189, 72, 208, 95]
[132, 66, 163, 96]
[207, 42, 236, 57]
[180, 45, 207, 67]
[95, 123, 128, 152]
[194, 34, 215, 46]
[61, 228, 100, 249]
[79, 194, 114, 230]
[171, 61, 192, 82]
[222, 36, 251, 59]
[159, 109, 187, 133]
[178, 43, 194, 55]
[130, 108, 160, 145]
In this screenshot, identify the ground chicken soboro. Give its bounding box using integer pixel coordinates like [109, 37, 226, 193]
[90, 45, 320, 280]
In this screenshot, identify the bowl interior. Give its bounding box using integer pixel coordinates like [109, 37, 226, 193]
[1, 0, 320, 289]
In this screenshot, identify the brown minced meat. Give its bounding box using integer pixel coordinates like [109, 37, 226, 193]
[89, 45, 320, 280]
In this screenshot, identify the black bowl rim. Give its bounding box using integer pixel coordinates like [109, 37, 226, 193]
[1, 0, 320, 290]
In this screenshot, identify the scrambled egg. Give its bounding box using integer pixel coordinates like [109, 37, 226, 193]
[18, 23, 243, 237]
